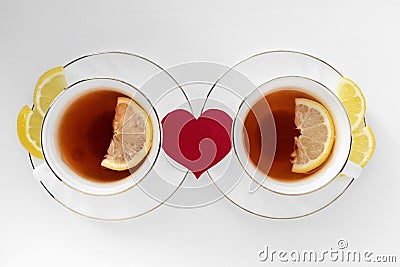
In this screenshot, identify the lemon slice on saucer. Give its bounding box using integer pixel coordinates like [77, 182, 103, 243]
[17, 66, 67, 158]
[291, 98, 335, 173]
[33, 66, 67, 117]
[101, 97, 153, 171]
[337, 77, 375, 167]
[337, 77, 366, 132]
[349, 125, 375, 167]
[17, 106, 44, 159]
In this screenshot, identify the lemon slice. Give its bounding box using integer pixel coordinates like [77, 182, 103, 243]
[291, 98, 335, 173]
[101, 97, 153, 171]
[17, 105, 44, 159]
[33, 66, 67, 117]
[17, 66, 67, 158]
[349, 125, 375, 167]
[337, 77, 366, 132]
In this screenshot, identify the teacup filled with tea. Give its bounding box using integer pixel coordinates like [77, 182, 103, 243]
[234, 76, 362, 195]
[34, 78, 159, 195]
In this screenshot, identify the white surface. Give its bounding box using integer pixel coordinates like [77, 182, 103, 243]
[1, 0, 399, 266]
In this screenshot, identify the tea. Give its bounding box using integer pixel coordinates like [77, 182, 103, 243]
[58, 88, 140, 183]
[243, 89, 331, 182]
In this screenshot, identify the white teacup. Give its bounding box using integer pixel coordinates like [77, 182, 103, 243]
[233, 76, 362, 195]
[33, 78, 160, 196]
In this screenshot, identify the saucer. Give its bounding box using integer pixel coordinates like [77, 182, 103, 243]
[30, 52, 191, 220]
[203, 50, 356, 219]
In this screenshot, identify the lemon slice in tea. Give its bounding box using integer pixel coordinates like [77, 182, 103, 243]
[101, 97, 153, 171]
[291, 98, 335, 173]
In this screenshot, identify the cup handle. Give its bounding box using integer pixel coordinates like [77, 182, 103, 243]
[33, 163, 53, 182]
[341, 160, 362, 179]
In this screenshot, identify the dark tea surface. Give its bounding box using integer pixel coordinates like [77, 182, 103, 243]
[58, 89, 132, 182]
[244, 89, 325, 182]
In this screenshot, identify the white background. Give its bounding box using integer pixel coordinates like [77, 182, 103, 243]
[1, 0, 399, 266]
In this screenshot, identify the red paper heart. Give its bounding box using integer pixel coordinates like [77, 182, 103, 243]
[162, 109, 233, 178]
